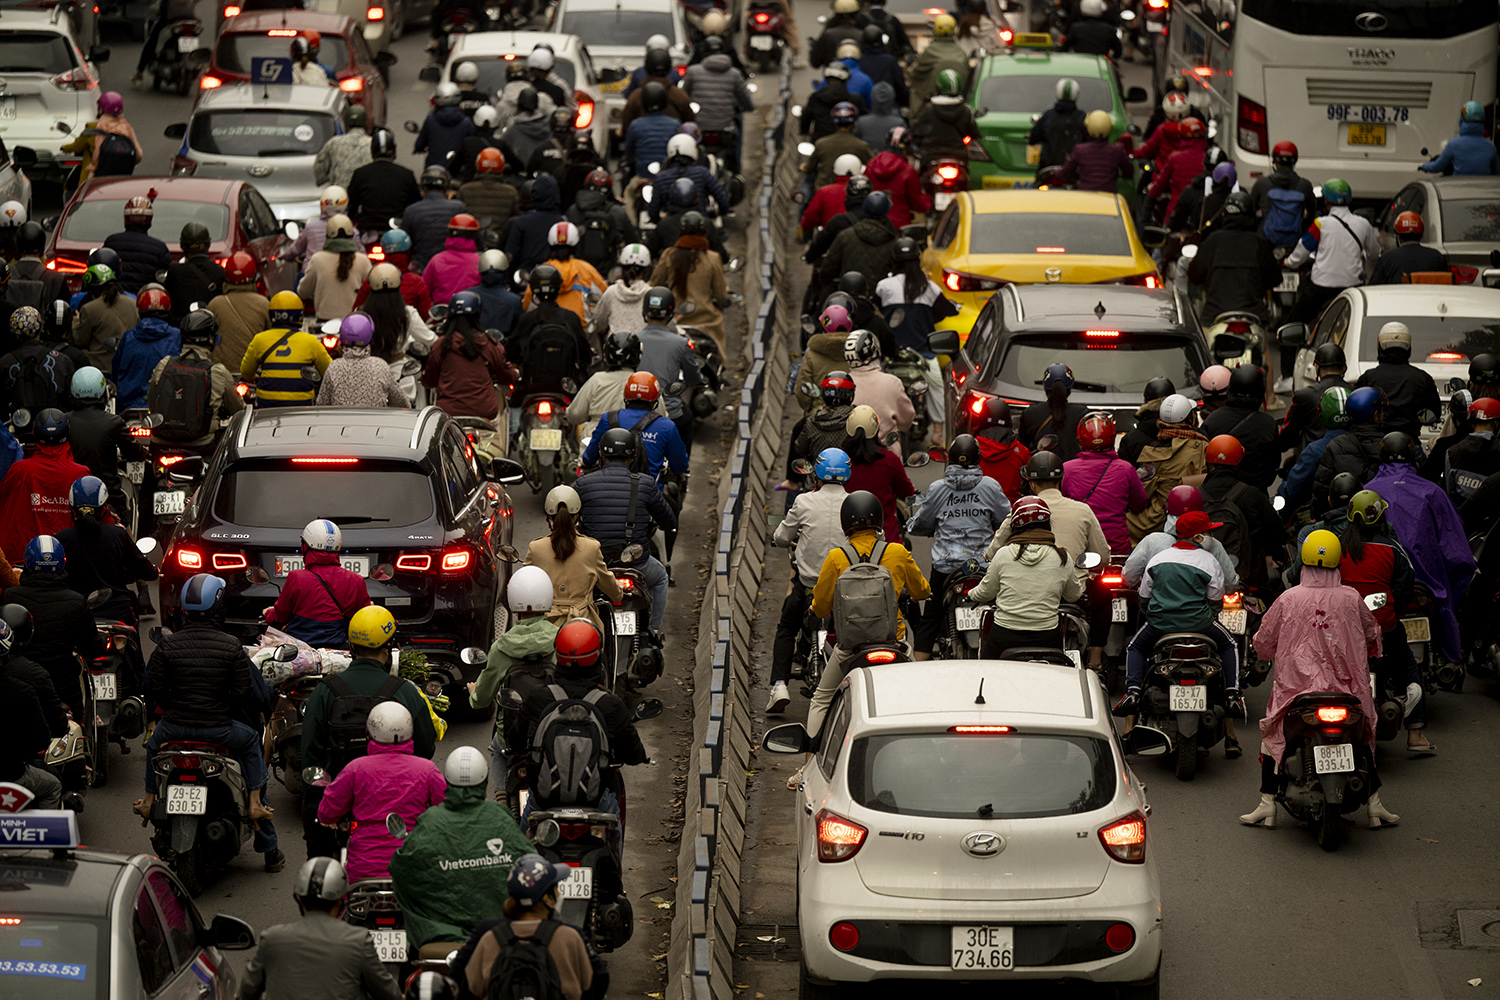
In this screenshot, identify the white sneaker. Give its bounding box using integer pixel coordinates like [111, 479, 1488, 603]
[767, 681, 790, 715]
[1273, 376, 1293, 393]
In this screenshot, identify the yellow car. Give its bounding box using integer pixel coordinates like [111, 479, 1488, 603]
[922, 189, 1162, 337]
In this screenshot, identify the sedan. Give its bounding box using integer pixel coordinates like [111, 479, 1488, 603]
[1376, 176, 1500, 285]
[762, 659, 1163, 999]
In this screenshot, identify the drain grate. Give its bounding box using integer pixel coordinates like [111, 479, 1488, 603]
[1456, 910, 1500, 948]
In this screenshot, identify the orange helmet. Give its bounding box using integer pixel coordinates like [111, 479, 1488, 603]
[1392, 211, 1424, 236]
[1076, 412, 1116, 450]
[224, 250, 257, 284]
[1205, 434, 1244, 465]
[555, 618, 603, 670]
[302, 29, 321, 52]
[623, 371, 660, 402]
[476, 147, 505, 173]
[448, 213, 479, 235]
[1178, 117, 1206, 139]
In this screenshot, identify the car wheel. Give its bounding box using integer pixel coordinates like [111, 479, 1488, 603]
[798, 960, 841, 1000]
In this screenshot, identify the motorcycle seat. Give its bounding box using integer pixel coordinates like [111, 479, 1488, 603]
[1152, 632, 1215, 657]
[418, 941, 466, 961]
[159, 740, 230, 755]
[1287, 691, 1361, 711]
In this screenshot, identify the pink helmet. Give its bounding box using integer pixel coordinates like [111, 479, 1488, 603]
[98, 91, 123, 116]
[1166, 485, 1203, 517]
[339, 312, 375, 347]
[1199, 364, 1231, 397]
[820, 304, 852, 333]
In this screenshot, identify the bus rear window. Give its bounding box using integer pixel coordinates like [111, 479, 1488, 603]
[1240, 0, 1496, 38]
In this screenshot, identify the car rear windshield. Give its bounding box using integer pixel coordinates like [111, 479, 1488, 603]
[61, 199, 230, 247]
[1240, 0, 1496, 38]
[212, 460, 436, 528]
[216, 31, 349, 73]
[998, 334, 1201, 395]
[1358, 315, 1500, 363]
[977, 74, 1113, 116]
[0, 31, 77, 76]
[1439, 198, 1500, 243]
[464, 56, 576, 96]
[849, 732, 1116, 819]
[559, 10, 674, 48]
[189, 110, 337, 157]
[969, 212, 1130, 256]
[0, 916, 101, 999]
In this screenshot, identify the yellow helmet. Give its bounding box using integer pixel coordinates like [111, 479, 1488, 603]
[932, 12, 956, 35]
[1300, 529, 1342, 570]
[833, 0, 859, 13]
[349, 605, 398, 649]
[1085, 109, 1113, 139]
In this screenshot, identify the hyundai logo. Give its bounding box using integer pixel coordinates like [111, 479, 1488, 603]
[1355, 11, 1388, 31]
[248, 164, 273, 178]
[961, 831, 1005, 858]
[1045, 267, 1062, 282]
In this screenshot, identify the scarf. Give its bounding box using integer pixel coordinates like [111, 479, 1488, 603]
[1010, 526, 1060, 550]
[1157, 424, 1207, 442]
[675, 234, 710, 251]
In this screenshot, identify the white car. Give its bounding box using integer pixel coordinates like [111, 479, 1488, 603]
[763, 659, 1163, 1000]
[547, 0, 687, 121]
[0, 9, 110, 184]
[441, 31, 610, 157]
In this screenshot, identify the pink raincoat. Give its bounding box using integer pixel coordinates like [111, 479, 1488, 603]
[1251, 566, 1382, 764]
[422, 235, 481, 308]
[316, 738, 447, 882]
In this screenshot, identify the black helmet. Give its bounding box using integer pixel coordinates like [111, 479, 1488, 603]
[16, 221, 44, 255]
[1222, 190, 1254, 217]
[43, 299, 72, 337]
[702, 34, 725, 55]
[1022, 450, 1064, 481]
[180, 221, 211, 253]
[1313, 342, 1347, 370]
[968, 394, 1012, 432]
[680, 210, 707, 236]
[1379, 431, 1417, 464]
[1470, 352, 1500, 384]
[516, 87, 539, 114]
[1227, 364, 1262, 399]
[180, 308, 219, 345]
[1328, 472, 1361, 509]
[862, 190, 891, 220]
[839, 490, 884, 534]
[643, 285, 675, 322]
[644, 48, 672, 78]
[642, 82, 668, 114]
[861, 23, 885, 49]
[948, 433, 980, 468]
[529, 264, 562, 300]
[450, 290, 482, 317]
[0, 603, 32, 648]
[1142, 376, 1175, 402]
[599, 427, 637, 460]
[421, 164, 450, 189]
[669, 177, 698, 208]
[88, 246, 122, 273]
[891, 236, 921, 265]
[371, 127, 397, 158]
[837, 271, 868, 298]
[821, 290, 855, 315]
[843, 174, 873, 208]
[605, 330, 642, 369]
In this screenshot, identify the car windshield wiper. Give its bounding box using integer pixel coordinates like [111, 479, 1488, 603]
[1032, 378, 1111, 393]
[976, 802, 994, 818]
[256, 148, 305, 157]
[325, 516, 390, 525]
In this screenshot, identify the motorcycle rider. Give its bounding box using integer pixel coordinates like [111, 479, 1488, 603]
[1028, 79, 1088, 174]
[1280, 388, 1352, 512]
[565, 170, 638, 278]
[635, 285, 701, 445]
[1280, 343, 1352, 452]
[2, 536, 101, 702]
[965, 395, 1031, 502]
[404, 166, 468, 272]
[524, 485, 623, 633]
[1188, 190, 1279, 324]
[164, 223, 226, 325]
[522, 223, 606, 327]
[985, 450, 1109, 585]
[461, 855, 595, 1000]
[263, 520, 373, 648]
[240, 291, 333, 407]
[71, 264, 137, 373]
[593, 245, 654, 339]
[1126, 393, 1207, 541]
[910, 69, 978, 168]
[909, 13, 965, 108]
[965, 495, 1085, 657]
[54, 475, 157, 628]
[621, 50, 693, 133]
[111, 289, 179, 411]
[1444, 396, 1500, 500]
[801, 63, 866, 143]
[459, 250, 522, 338]
[1370, 211, 1450, 284]
[818, 191, 898, 291]
[1240, 531, 1399, 829]
[1201, 434, 1288, 598]
[0, 307, 73, 417]
[803, 154, 867, 234]
[1123, 485, 1239, 592]
[859, 34, 907, 110]
[1118, 377, 1175, 465]
[415, 84, 475, 170]
[0, 605, 69, 744]
[1249, 140, 1316, 240]
[0, 622, 62, 809]
[458, 149, 519, 233]
[422, 214, 483, 308]
[207, 252, 269, 370]
[503, 173, 566, 270]
[237, 857, 402, 1000]
[64, 367, 137, 523]
[1062, 0, 1121, 56]
[1148, 117, 1210, 223]
[649, 135, 733, 222]
[788, 371, 857, 490]
[865, 130, 928, 228]
[508, 267, 590, 424]
[1355, 321, 1441, 439]
[283, 185, 345, 263]
[1418, 100, 1498, 176]
[0, 410, 90, 560]
[1056, 110, 1133, 193]
[810, 0, 864, 68]
[1199, 366, 1279, 489]
[316, 313, 407, 408]
[854, 86, 905, 155]
[148, 308, 243, 450]
[567, 331, 662, 435]
[681, 35, 755, 172]
[625, 82, 685, 191]
[7, 221, 63, 310]
[347, 128, 422, 239]
[1018, 362, 1087, 461]
[842, 328, 912, 446]
[289, 36, 331, 86]
[1314, 385, 1388, 506]
[1064, 411, 1146, 559]
[581, 372, 688, 481]
[314, 104, 374, 191]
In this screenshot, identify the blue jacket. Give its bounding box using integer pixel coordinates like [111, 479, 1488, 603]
[415, 105, 475, 169]
[465, 274, 523, 336]
[625, 112, 681, 175]
[1420, 120, 1498, 176]
[648, 163, 730, 220]
[813, 57, 874, 106]
[1278, 427, 1346, 510]
[575, 461, 677, 557]
[112, 317, 181, 410]
[582, 404, 689, 480]
[905, 465, 1010, 574]
[503, 175, 565, 270]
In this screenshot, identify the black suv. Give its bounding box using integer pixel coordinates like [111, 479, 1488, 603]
[158, 406, 525, 706]
[929, 284, 1231, 442]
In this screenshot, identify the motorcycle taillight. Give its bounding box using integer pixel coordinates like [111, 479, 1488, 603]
[560, 821, 590, 840]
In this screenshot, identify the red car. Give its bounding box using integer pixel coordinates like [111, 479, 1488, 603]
[200, 11, 393, 125]
[42, 176, 298, 294]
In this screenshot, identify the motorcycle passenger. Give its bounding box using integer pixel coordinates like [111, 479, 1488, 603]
[842, 327, 912, 445]
[1062, 0, 1121, 56]
[1201, 434, 1288, 596]
[575, 429, 676, 632]
[461, 855, 594, 1000]
[415, 83, 476, 170]
[1445, 396, 1500, 499]
[1028, 79, 1088, 173]
[565, 170, 638, 278]
[635, 285, 702, 442]
[455, 61, 495, 120]
[986, 450, 1109, 581]
[525, 485, 623, 634]
[284, 185, 345, 263]
[1313, 385, 1387, 507]
[802, 63, 867, 143]
[1123, 485, 1239, 593]
[263, 520, 373, 648]
[802, 154, 867, 235]
[1056, 110, 1133, 193]
[648, 135, 733, 222]
[1240, 531, 1398, 829]
[1199, 365, 1279, 489]
[422, 214, 483, 307]
[1282, 177, 1379, 388]
[64, 367, 137, 521]
[1118, 377, 1175, 465]
[865, 129, 929, 228]
[789, 371, 857, 490]
[681, 35, 754, 172]
[1354, 321, 1441, 439]
[313, 104, 374, 191]
[0, 610, 67, 787]
[858, 27, 907, 106]
[1018, 362, 1088, 461]
[808, 103, 876, 191]
[521, 222, 607, 328]
[1063, 413, 1146, 557]
[1370, 211, 1450, 284]
[164, 223, 227, 324]
[1279, 387, 1352, 512]
[1132, 92, 1187, 181]
[237, 857, 402, 1000]
[1248, 140, 1316, 247]
[347, 129, 422, 238]
[1126, 393, 1207, 541]
[404, 166, 469, 272]
[84, 91, 143, 181]
[240, 291, 333, 407]
[503, 173, 566, 270]
[137, 573, 281, 871]
[0, 411, 90, 560]
[911, 69, 978, 165]
[423, 291, 519, 423]
[465, 249, 523, 336]
[908, 13, 966, 108]
[3, 537, 101, 701]
[625, 82, 684, 183]
[317, 313, 406, 408]
[593, 244, 654, 338]
[1188, 190, 1279, 323]
[458, 148, 519, 233]
[567, 331, 661, 434]
[963, 395, 1031, 502]
[1425, 388, 1476, 485]
[1148, 117, 1209, 223]
[315, 702, 447, 881]
[581, 372, 688, 480]
[854, 83, 905, 155]
[71, 264, 139, 373]
[842, 404, 914, 543]
[0, 307, 73, 417]
[207, 252, 270, 370]
[1279, 343, 1352, 452]
[54, 476, 157, 628]
[965, 495, 1084, 657]
[112, 289, 179, 410]
[103, 196, 171, 295]
[818, 191, 898, 292]
[1418, 101, 1498, 176]
[289, 35, 331, 86]
[364, 262, 438, 361]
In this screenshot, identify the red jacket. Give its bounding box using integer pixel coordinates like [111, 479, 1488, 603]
[801, 177, 850, 234]
[354, 251, 433, 319]
[1149, 136, 1209, 222]
[977, 433, 1031, 503]
[846, 448, 915, 542]
[1133, 119, 1180, 174]
[420, 332, 518, 421]
[864, 151, 929, 229]
[265, 549, 373, 647]
[0, 445, 90, 560]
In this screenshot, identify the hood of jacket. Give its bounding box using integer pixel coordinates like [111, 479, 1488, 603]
[1176, 136, 1209, 158]
[366, 737, 415, 757]
[1053, 99, 1078, 115]
[509, 113, 552, 141]
[942, 464, 985, 491]
[810, 404, 849, 433]
[434, 105, 468, 127]
[531, 174, 561, 213]
[1460, 119, 1486, 138]
[1008, 541, 1054, 566]
[493, 615, 558, 658]
[865, 150, 908, 182]
[442, 781, 487, 810]
[1269, 166, 1302, 189]
[853, 217, 895, 244]
[18, 569, 73, 589]
[704, 53, 734, 73]
[610, 279, 649, 303]
[443, 234, 477, 253]
[870, 81, 895, 115]
[1134, 397, 1163, 420]
[133, 316, 178, 342]
[305, 549, 343, 567]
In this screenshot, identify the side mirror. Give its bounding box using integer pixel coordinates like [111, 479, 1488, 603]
[274, 643, 299, 662]
[460, 646, 487, 665]
[634, 697, 664, 721]
[149, 626, 166, 643]
[136, 537, 158, 557]
[376, 50, 397, 67]
[1272, 495, 1286, 512]
[1125, 86, 1148, 103]
[620, 542, 645, 563]
[1449, 376, 1468, 393]
[1276, 323, 1307, 348]
[205, 914, 255, 951]
[40, 215, 59, 231]
[1417, 408, 1438, 426]
[1138, 225, 1169, 249]
[927, 329, 961, 355]
[1078, 552, 1103, 570]
[90, 45, 110, 64]
[647, 161, 661, 175]
[928, 446, 948, 462]
[666, 380, 685, 396]
[86, 588, 111, 610]
[1121, 725, 1171, 757]
[791, 458, 811, 476]
[1212, 333, 1247, 361]
[301, 766, 331, 787]
[385, 812, 408, 840]
[496, 544, 521, 564]
[429, 303, 451, 323]
[164, 122, 187, 140]
[798, 381, 819, 399]
[403, 120, 420, 134]
[419, 65, 440, 83]
[676, 300, 697, 316]
[597, 66, 626, 83]
[1364, 592, 1388, 611]
[763, 723, 814, 754]
[725, 256, 743, 274]
[882, 430, 900, 448]
[166, 455, 206, 482]
[1179, 243, 1199, 261]
[284, 220, 301, 241]
[533, 818, 560, 847]
[488, 457, 526, 485]
[560, 377, 578, 394]
[904, 450, 929, 468]
[10, 146, 35, 168]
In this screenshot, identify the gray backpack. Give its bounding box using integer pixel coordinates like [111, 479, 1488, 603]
[530, 685, 611, 806]
[831, 542, 899, 650]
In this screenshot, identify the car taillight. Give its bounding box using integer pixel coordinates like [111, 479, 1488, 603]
[574, 95, 595, 130]
[46, 257, 89, 274]
[1083, 329, 1120, 339]
[211, 553, 248, 571]
[366, 5, 384, 18]
[815, 809, 866, 862]
[943, 269, 1002, 293]
[1315, 706, 1349, 723]
[340, 77, 364, 93]
[966, 392, 993, 416]
[1237, 95, 1267, 155]
[1098, 812, 1146, 863]
[440, 545, 474, 573]
[51, 67, 92, 92]
[171, 155, 198, 176]
[1118, 272, 1161, 288]
[223, 4, 240, 14]
[1451, 265, 1479, 283]
[200, 75, 223, 89]
[174, 548, 203, 570]
[395, 554, 432, 572]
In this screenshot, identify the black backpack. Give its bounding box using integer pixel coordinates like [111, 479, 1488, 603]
[1042, 110, 1086, 168]
[147, 355, 214, 441]
[487, 920, 566, 1000]
[503, 650, 557, 717]
[95, 132, 137, 177]
[606, 407, 655, 475]
[523, 323, 579, 391]
[530, 684, 610, 806]
[322, 673, 406, 773]
[8, 349, 63, 413]
[6, 268, 45, 312]
[576, 206, 614, 272]
[1205, 481, 1253, 572]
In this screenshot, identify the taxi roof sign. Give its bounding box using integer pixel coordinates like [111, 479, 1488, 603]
[0, 784, 80, 850]
[1010, 32, 1053, 49]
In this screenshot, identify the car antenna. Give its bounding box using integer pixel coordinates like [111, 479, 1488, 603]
[974, 678, 985, 705]
[1094, 301, 1106, 321]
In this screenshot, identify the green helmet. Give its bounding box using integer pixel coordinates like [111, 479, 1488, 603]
[342, 103, 369, 130]
[1319, 386, 1350, 430]
[1055, 78, 1080, 102]
[936, 68, 962, 98]
[83, 263, 115, 287]
[1347, 489, 1388, 525]
[1462, 100, 1485, 123]
[1323, 178, 1352, 205]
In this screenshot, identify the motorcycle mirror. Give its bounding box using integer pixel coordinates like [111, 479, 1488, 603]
[534, 818, 561, 847]
[136, 537, 158, 557]
[667, 380, 685, 396]
[1138, 225, 1169, 250]
[1417, 409, 1438, 425]
[1449, 376, 1468, 393]
[791, 458, 811, 475]
[816, 13, 826, 22]
[962, 556, 983, 575]
[1078, 552, 1103, 570]
[928, 445, 948, 462]
[369, 562, 395, 583]
[1212, 333, 1247, 362]
[388, 216, 402, 230]
[1276, 322, 1307, 348]
[247, 566, 273, 585]
[647, 161, 661, 175]
[799, 381, 819, 398]
[143, 412, 165, 429]
[797, 141, 815, 157]
[460, 646, 487, 665]
[496, 544, 521, 564]
[762, 722, 813, 754]
[1121, 725, 1171, 757]
[767, 513, 784, 529]
[561, 377, 578, 394]
[676, 300, 697, 316]
[1137, 464, 1156, 482]
[1035, 434, 1060, 453]
[1364, 592, 1388, 611]
[882, 430, 900, 447]
[419, 65, 440, 83]
[149, 625, 166, 643]
[302, 766, 331, 787]
[1179, 243, 1199, 261]
[904, 450, 930, 468]
[429, 303, 450, 322]
[725, 256, 743, 273]
[85, 588, 111, 610]
[8, 407, 30, 429]
[634, 697, 664, 721]
[1119, 6, 1136, 18]
[620, 543, 645, 563]
[887, 307, 906, 328]
[274, 643, 300, 662]
[385, 812, 408, 840]
[1272, 495, 1286, 512]
[403, 120, 420, 134]
[283, 220, 300, 242]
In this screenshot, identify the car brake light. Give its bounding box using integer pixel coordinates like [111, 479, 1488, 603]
[864, 649, 898, 663]
[1098, 812, 1146, 863]
[829, 922, 859, 951]
[1429, 351, 1466, 362]
[171, 154, 199, 177]
[1316, 706, 1349, 723]
[340, 77, 364, 92]
[366, 5, 384, 17]
[47, 257, 88, 273]
[754, 11, 769, 21]
[395, 554, 432, 572]
[441, 546, 472, 572]
[0, 917, 20, 925]
[224, 3, 240, 14]
[1101, 573, 1123, 586]
[943, 269, 1002, 294]
[614, 576, 634, 589]
[949, 725, 1012, 733]
[815, 810, 866, 862]
[1083, 329, 1120, 339]
[200, 75, 223, 89]
[290, 457, 360, 464]
[175, 548, 203, 570]
[1451, 265, 1479, 283]
[968, 394, 990, 415]
[51, 67, 92, 91]
[1237, 94, 1267, 155]
[267, 28, 299, 35]
[574, 94, 594, 130]
[211, 553, 248, 571]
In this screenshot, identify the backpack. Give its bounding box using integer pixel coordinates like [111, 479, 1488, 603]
[1260, 186, 1306, 248]
[1204, 482, 1252, 571]
[523, 322, 579, 391]
[8, 350, 62, 413]
[530, 684, 611, 806]
[606, 408, 655, 475]
[147, 355, 214, 441]
[1042, 111, 1086, 168]
[503, 650, 557, 718]
[94, 132, 138, 178]
[5, 271, 45, 312]
[577, 205, 614, 271]
[831, 542, 899, 649]
[322, 672, 406, 773]
[487, 920, 566, 1000]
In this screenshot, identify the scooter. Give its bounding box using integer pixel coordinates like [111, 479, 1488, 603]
[884, 347, 931, 458]
[144, 446, 207, 552]
[940, 557, 987, 660]
[606, 552, 664, 692]
[147, 17, 209, 96]
[515, 383, 580, 494]
[1401, 583, 1457, 691]
[1139, 631, 1227, 781]
[84, 571, 153, 786]
[1276, 691, 1373, 852]
[343, 877, 409, 982]
[266, 673, 324, 797]
[1203, 310, 1265, 369]
[746, 1, 786, 72]
[1220, 587, 1271, 686]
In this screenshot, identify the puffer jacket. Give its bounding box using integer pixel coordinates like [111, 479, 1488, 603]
[206, 285, 269, 371]
[1127, 428, 1207, 541]
[802, 176, 852, 235]
[1062, 449, 1148, 554]
[907, 465, 1011, 573]
[976, 428, 1030, 502]
[403, 191, 468, 272]
[968, 534, 1084, 631]
[575, 462, 677, 558]
[389, 782, 536, 947]
[503, 175, 565, 270]
[422, 236, 482, 307]
[146, 622, 252, 727]
[1056, 137, 1133, 193]
[796, 333, 849, 413]
[792, 404, 852, 468]
[286, 212, 329, 260]
[55, 521, 157, 623]
[818, 217, 897, 289]
[316, 738, 448, 882]
[2, 571, 101, 695]
[1419, 119, 1498, 176]
[66, 402, 136, 498]
[102, 227, 171, 294]
[0, 444, 90, 561]
[465, 273, 523, 336]
[458, 173, 520, 232]
[847, 448, 915, 542]
[860, 54, 907, 107]
[1118, 398, 1161, 465]
[647, 163, 730, 220]
[850, 361, 914, 441]
[1313, 421, 1384, 507]
[593, 279, 649, 337]
[681, 54, 753, 132]
[469, 615, 559, 745]
[264, 550, 373, 647]
[624, 111, 681, 174]
[852, 83, 905, 152]
[864, 151, 927, 229]
[111, 316, 180, 409]
[317, 343, 407, 408]
[415, 105, 475, 169]
[1149, 135, 1210, 221]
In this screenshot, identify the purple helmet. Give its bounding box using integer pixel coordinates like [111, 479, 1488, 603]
[98, 91, 123, 116]
[339, 312, 375, 347]
[1211, 161, 1237, 185]
[831, 101, 858, 126]
[678, 122, 702, 141]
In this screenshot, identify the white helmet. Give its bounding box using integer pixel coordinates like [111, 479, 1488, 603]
[366, 701, 414, 744]
[1080, 0, 1106, 15]
[507, 565, 554, 613]
[319, 185, 349, 213]
[1377, 321, 1412, 353]
[527, 47, 555, 71]
[479, 248, 509, 273]
[295, 857, 347, 903]
[645, 33, 670, 52]
[544, 484, 581, 516]
[547, 221, 580, 247]
[434, 81, 462, 106]
[833, 153, 864, 178]
[619, 243, 651, 268]
[702, 9, 727, 34]
[455, 60, 479, 84]
[301, 518, 342, 552]
[1159, 393, 1196, 425]
[0, 200, 25, 227]
[444, 745, 488, 786]
[473, 104, 499, 129]
[667, 133, 698, 161]
[1163, 91, 1189, 121]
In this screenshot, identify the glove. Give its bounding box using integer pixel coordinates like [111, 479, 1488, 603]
[803, 609, 821, 633]
[1226, 688, 1246, 720]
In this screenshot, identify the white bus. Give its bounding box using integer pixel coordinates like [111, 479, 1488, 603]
[1166, 0, 1498, 199]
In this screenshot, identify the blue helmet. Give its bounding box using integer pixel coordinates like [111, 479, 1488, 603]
[814, 447, 852, 483]
[34, 407, 67, 444]
[1463, 100, 1485, 123]
[862, 190, 890, 220]
[1043, 362, 1075, 389]
[507, 853, 563, 907]
[24, 535, 65, 574]
[180, 573, 227, 615]
[381, 227, 412, 253]
[70, 366, 107, 401]
[1345, 385, 1385, 423]
[449, 290, 482, 318]
[70, 475, 108, 512]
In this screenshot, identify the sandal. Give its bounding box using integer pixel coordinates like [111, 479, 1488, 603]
[1224, 738, 1242, 759]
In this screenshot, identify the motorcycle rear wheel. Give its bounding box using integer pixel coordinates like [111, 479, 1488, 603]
[173, 847, 208, 897]
[1174, 732, 1197, 781]
[1316, 805, 1343, 852]
[88, 725, 109, 787]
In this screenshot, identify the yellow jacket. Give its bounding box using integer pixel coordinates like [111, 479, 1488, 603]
[810, 529, 931, 639]
[522, 257, 606, 325]
[240, 327, 332, 405]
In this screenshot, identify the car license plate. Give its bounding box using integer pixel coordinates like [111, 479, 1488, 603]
[951, 925, 1013, 970]
[1402, 617, 1430, 642]
[599, 76, 628, 92]
[530, 428, 563, 451]
[369, 929, 405, 962]
[556, 865, 593, 899]
[1313, 743, 1355, 774]
[750, 34, 775, 50]
[954, 606, 984, 630]
[127, 460, 145, 484]
[1347, 123, 1386, 146]
[1276, 271, 1300, 293]
[1111, 598, 1128, 623]
[153, 490, 185, 515]
[165, 785, 206, 815]
[91, 673, 117, 701]
[934, 192, 953, 211]
[1169, 684, 1208, 712]
[275, 555, 371, 577]
[614, 611, 636, 635]
[176, 35, 200, 51]
[0, 97, 13, 120]
[1218, 609, 1247, 634]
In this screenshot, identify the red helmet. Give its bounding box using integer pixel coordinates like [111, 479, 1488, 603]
[1166, 485, 1203, 516]
[820, 370, 855, 407]
[1076, 412, 1115, 450]
[448, 213, 479, 235]
[476, 148, 505, 173]
[1392, 211, 1424, 236]
[1271, 140, 1298, 165]
[1471, 397, 1500, 421]
[585, 168, 612, 192]
[1206, 434, 1244, 465]
[624, 371, 660, 402]
[555, 618, 603, 669]
[302, 28, 321, 51]
[225, 250, 257, 284]
[137, 288, 171, 315]
[1010, 495, 1051, 529]
[1177, 118, 1206, 139]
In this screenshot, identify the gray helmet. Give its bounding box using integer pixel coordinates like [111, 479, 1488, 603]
[421, 164, 450, 189]
[295, 857, 347, 904]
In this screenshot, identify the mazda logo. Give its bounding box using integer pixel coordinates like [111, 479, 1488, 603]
[1045, 267, 1062, 282]
[1355, 11, 1388, 31]
[961, 831, 1004, 857]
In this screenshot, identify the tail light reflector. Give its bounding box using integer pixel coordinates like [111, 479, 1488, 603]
[211, 553, 248, 571]
[815, 809, 866, 862]
[131, 425, 152, 437]
[1237, 94, 1267, 154]
[829, 921, 859, 951]
[1098, 812, 1146, 863]
[1105, 922, 1135, 952]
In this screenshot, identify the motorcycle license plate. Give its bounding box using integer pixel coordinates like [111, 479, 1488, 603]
[1111, 598, 1128, 623]
[369, 929, 406, 963]
[91, 673, 117, 701]
[127, 460, 145, 484]
[1402, 617, 1430, 642]
[933, 192, 953, 211]
[951, 925, 1013, 970]
[1169, 685, 1208, 712]
[530, 428, 563, 451]
[176, 35, 200, 51]
[954, 606, 984, 631]
[1313, 743, 1355, 774]
[556, 865, 593, 899]
[1025, 144, 1041, 166]
[164, 785, 207, 815]
[1276, 271, 1300, 293]
[750, 34, 775, 49]
[1065, 648, 1082, 667]
[275, 555, 370, 577]
[1147, 19, 1166, 32]
[1218, 609, 1247, 634]
[153, 490, 186, 515]
[613, 611, 636, 635]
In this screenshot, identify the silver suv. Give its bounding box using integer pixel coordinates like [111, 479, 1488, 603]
[0, 8, 109, 183]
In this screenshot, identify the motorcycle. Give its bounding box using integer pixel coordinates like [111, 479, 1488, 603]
[1271, 247, 1304, 325]
[921, 156, 970, 214]
[1400, 583, 1456, 691]
[1096, 560, 1135, 690]
[1203, 310, 1266, 370]
[343, 877, 409, 981]
[147, 17, 209, 96]
[606, 553, 664, 692]
[746, 0, 786, 72]
[266, 673, 324, 797]
[1275, 691, 1373, 852]
[138, 438, 207, 551]
[83, 569, 154, 787]
[392, 347, 429, 408]
[425, 4, 488, 75]
[1219, 587, 1272, 687]
[940, 558, 987, 660]
[1138, 631, 1227, 781]
[515, 385, 580, 494]
[884, 347, 931, 458]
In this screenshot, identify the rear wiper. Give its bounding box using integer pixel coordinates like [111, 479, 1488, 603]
[256, 148, 304, 157]
[326, 516, 390, 525]
[1032, 379, 1111, 392]
[976, 802, 993, 818]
